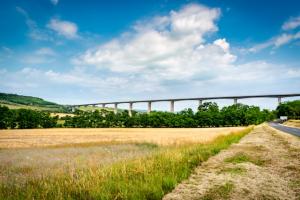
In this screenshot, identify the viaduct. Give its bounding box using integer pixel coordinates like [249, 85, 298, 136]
[71, 93, 300, 116]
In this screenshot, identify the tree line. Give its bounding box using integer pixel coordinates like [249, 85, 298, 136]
[0, 102, 283, 129]
[276, 100, 300, 119]
[0, 106, 58, 129]
[64, 102, 275, 128]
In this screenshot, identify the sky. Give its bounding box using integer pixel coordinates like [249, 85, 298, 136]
[0, 0, 300, 111]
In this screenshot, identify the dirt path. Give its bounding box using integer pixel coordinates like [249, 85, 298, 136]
[163, 125, 300, 200]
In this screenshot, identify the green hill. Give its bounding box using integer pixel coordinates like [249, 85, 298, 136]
[0, 93, 69, 113]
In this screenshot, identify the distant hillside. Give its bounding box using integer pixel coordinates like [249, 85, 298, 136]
[0, 93, 69, 113]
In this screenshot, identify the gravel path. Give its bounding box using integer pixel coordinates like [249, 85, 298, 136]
[163, 125, 300, 200]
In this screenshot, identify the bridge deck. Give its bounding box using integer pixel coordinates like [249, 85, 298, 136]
[72, 93, 300, 106]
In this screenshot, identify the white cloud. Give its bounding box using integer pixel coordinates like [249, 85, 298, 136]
[274, 33, 294, 47]
[249, 32, 299, 53]
[47, 19, 79, 39]
[76, 4, 231, 81]
[282, 16, 300, 30]
[213, 38, 230, 51]
[50, 0, 59, 5]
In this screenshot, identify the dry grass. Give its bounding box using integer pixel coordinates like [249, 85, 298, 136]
[0, 127, 245, 149]
[0, 127, 252, 199]
[283, 120, 300, 128]
[163, 125, 300, 200]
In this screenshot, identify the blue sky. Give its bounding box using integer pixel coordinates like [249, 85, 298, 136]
[0, 0, 300, 111]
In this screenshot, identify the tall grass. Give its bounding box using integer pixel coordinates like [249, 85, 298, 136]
[0, 127, 253, 200]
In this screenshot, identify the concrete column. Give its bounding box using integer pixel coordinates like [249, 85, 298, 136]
[198, 99, 203, 107]
[147, 102, 152, 114]
[114, 103, 118, 114]
[170, 100, 175, 113]
[278, 97, 282, 105]
[102, 104, 105, 109]
[234, 98, 238, 105]
[71, 107, 75, 112]
[128, 102, 133, 117]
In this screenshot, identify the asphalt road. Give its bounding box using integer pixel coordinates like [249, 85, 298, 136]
[268, 122, 300, 137]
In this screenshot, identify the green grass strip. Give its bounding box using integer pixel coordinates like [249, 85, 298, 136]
[0, 126, 253, 200]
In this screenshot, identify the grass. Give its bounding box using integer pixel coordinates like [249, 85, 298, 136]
[201, 182, 235, 200]
[225, 152, 265, 166]
[0, 126, 253, 200]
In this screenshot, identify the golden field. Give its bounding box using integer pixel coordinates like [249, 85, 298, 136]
[283, 119, 300, 128]
[0, 127, 252, 199]
[0, 127, 245, 148]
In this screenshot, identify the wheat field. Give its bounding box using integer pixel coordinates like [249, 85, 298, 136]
[0, 127, 245, 148]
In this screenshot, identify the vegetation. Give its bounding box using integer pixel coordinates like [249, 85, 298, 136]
[0, 92, 70, 113]
[225, 152, 265, 166]
[0, 127, 252, 200]
[64, 102, 275, 128]
[0, 102, 275, 129]
[201, 182, 235, 200]
[276, 100, 300, 119]
[0, 106, 57, 129]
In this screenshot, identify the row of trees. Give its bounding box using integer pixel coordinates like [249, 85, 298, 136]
[276, 100, 300, 119]
[0, 106, 58, 129]
[0, 102, 280, 129]
[63, 102, 275, 128]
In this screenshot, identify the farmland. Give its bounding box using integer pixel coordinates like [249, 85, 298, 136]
[0, 127, 245, 148]
[0, 127, 251, 199]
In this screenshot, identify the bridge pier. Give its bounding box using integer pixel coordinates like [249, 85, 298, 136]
[170, 100, 175, 113]
[129, 103, 133, 117]
[278, 97, 282, 105]
[148, 102, 152, 114]
[198, 99, 203, 107]
[114, 103, 118, 114]
[234, 98, 238, 105]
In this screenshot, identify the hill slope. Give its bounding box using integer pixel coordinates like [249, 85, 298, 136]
[0, 93, 69, 112]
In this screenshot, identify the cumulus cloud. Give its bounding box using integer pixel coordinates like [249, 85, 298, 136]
[282, 16, 300, 30]
[76, 4, 234, 81]
[47, 19, 79, 39]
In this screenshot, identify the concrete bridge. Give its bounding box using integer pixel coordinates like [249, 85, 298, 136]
[71, 93, 300, 116]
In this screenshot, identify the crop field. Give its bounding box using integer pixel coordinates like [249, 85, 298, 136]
[0, 127, 251, 199]
[0, 127, 245, 148]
